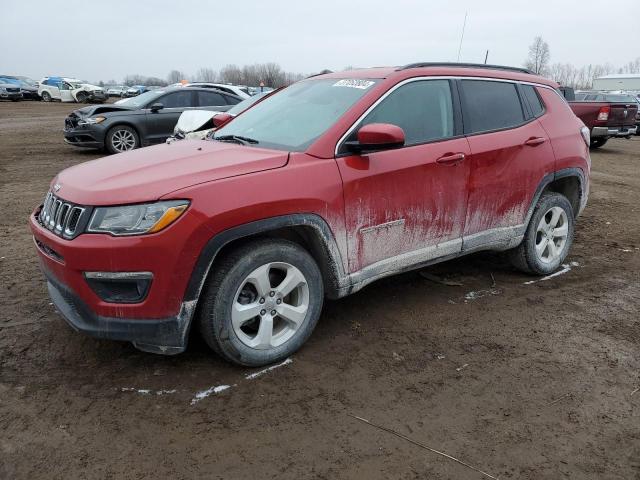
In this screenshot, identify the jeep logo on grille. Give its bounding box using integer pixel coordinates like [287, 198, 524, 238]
[53, 183, 61, 192]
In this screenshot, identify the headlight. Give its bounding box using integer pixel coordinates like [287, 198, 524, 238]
[0, 87, 6, 93]
[78, 116, 106, 126]
[87, 200, 189, 236]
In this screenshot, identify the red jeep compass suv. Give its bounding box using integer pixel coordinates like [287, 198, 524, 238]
[30, 63, 590, 366]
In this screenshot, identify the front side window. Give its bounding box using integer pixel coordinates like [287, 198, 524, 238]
[354, 79, 454, 146]
[461, 80, 525, 133]
[213, 78, 379, 151]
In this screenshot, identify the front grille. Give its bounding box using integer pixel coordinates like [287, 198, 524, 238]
[65, 115, 79, 129]
[6, 87, 20, 93]
[37, 192, 89, 239]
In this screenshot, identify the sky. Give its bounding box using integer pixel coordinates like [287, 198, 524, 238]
[1, 0, 639, 83]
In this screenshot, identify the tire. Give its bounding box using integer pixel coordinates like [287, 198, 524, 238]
[105, 125, 139, 154]
[508, 192, 575, 275]
[41, 91, 51, 102]
[197, 239, 324, 367]
[590, 137, 608, 149]
[75, 91, 88, 103]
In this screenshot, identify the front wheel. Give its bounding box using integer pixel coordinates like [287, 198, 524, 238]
[508, 192, 575, 275]
[197, 239, 324, 366]
[41, 91, 51, 102]
[590, 137, 608, 149]
[105, 125, 139, 154]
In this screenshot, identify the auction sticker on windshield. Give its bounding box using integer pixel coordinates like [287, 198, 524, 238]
[332, 79, 375, 89]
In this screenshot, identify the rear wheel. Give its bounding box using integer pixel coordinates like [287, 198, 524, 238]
[590, 137, 608, 149]
[197, 239, 324, 366]
[105, 125, 139, 154]
[41, 91, 51, 102]
[509, 192, 574, 275]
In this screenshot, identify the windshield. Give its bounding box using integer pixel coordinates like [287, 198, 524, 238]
[213, 78, 378, 151]
[227, 91, 270, 115]
[118, 90, 165, 108]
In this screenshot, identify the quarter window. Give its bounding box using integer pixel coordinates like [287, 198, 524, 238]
[356, 79, 454, 146]
[461, 80, 525, 133]
[521, 85, 545, 117]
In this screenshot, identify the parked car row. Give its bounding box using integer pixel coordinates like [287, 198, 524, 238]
[0, 75, 40, 101]
[35, 63, 592, 367]
[38, 77, 107, 103]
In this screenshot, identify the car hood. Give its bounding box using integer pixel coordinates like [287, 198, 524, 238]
[51, 140, 290, 205]
[71, 104, 135, 118]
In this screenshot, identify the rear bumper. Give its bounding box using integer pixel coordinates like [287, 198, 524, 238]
[43, 265, 193, 354]
[591, 126, 637, 137]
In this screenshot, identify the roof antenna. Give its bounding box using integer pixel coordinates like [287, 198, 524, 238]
[457, 12, 468, 62]
[484, 50, 489, 64]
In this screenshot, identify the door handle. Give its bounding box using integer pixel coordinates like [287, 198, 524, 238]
[524, 137, 547, 146]
[436, 153, 465, 166]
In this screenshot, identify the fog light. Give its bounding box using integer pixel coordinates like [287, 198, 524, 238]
[84, 272, 153, 304]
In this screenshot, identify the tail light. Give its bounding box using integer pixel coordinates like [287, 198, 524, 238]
[597, 106, 610, 121]
[580, 126, 590, 147]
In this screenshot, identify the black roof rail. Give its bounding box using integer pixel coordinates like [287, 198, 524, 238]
[397, 62, 534, 75]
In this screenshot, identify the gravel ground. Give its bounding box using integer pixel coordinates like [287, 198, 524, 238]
[1, 100, 639, 480]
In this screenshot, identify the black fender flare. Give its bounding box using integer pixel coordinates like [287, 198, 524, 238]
[523, 167, 587, 229]
[183, 214, 347, 304]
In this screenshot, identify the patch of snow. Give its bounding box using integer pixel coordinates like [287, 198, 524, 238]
[464, 288, 501, 301]
[121, 387, 176, 396]
[523, 262, 580, 285]
[245, 358, 293, 380]
[190, 385, 232, 405]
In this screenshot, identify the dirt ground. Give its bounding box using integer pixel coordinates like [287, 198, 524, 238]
[0, 100, 639, 480]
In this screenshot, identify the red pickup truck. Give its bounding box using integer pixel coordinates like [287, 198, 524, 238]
[562, 89, 638, 148]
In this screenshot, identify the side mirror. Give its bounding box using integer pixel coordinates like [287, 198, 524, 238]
[212, 112, 233, 128]
[150, 103, 164, 112]
[345, 123, 405, 153]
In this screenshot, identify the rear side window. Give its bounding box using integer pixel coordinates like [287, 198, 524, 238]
[224, 94, 241, 105]
[461, 80, 525, 133]
[159, 91, 193, 108]
[521, 85, 545, 117]
[358, 79, 454, 145]
[197, 91, 226, 106]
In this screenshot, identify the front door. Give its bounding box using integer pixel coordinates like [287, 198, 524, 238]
[146, 90, 196, 144]
[335, 79, 471, 274]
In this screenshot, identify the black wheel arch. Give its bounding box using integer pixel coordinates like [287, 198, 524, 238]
[525, 168, 587, 226]
[184, 214, 347, 305]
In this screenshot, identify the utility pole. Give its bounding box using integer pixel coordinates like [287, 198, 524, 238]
[457, 12, 467, 62]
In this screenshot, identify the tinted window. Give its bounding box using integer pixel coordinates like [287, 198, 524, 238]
[159, 91, 193, 108]
[358, 80, 454, 145]
[224, 94, 241, 105]
[461, 80, 525, 133]
[522, 85, 545, 117]
[197, 91, 225, 106]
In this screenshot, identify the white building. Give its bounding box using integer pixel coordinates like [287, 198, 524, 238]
[592, 74, 640, 91]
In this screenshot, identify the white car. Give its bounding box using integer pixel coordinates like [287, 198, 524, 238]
[38, 77, 106, 103]
[185, 82, 251, 99]
[106, 85, 127, 97]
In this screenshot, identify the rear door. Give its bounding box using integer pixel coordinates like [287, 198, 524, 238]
[336, 79, 471, 273]
[146, 90, 196, 143]
[196, 90, 234, 112]
[460, 79, 555, 251]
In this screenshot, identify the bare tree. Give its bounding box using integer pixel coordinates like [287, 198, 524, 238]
[167, 70, 187, 84]
[219, 64, 243, 85]
[525, 36, 551, 75]
[194, 67, 217, 82]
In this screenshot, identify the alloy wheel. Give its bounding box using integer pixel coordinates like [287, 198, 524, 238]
[535, 206, 569, 264]
[111, 129, 136, 152]
[231, 262, 309, 350]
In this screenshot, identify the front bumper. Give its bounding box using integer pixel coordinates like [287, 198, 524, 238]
[30, 205, 206, 354]
[1, 92, 22, 100]
[63, 124, 106, 149]
[44, 265, 193, 354]
[591, 125, 637, 137]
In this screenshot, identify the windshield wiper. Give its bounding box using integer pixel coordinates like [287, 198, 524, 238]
[214, 134, 259, 145]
